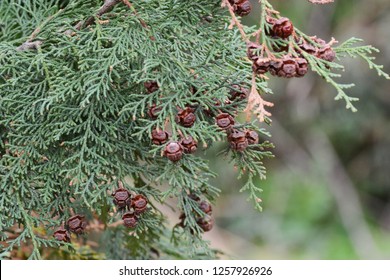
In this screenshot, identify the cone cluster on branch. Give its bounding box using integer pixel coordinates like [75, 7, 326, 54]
[112, 187, 149, 228]
[1, 0, 384, 260]
[228, 0, 252, 17]
[53, 215, 86, 243]
[179, 194, 214, 232]
[248, 16, 336, 79]
[145, 81, 262, 162]
[53, 188, 149, 240]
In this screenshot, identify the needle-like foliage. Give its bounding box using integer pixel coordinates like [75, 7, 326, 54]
[0, 0, 387, 259]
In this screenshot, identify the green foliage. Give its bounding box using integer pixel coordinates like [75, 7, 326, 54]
[260, 0, 388, 113]
[0, 0, 263, 259]
[335, 37, 390, 79]
[295, 33, 389, 112]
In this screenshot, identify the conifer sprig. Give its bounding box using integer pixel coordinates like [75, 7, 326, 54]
[0, 0, 388, 259]
[335, 37, 390, 80]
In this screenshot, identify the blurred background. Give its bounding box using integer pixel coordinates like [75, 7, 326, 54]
[203, 0, 390, 259]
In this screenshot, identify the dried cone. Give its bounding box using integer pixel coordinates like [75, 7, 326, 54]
[199, 201, 212, 215]
[188, 193, 201, 202]
[144, 81, 159, 93]
[179, 195, 214, 232]
[216, 113, 235, 130]
[278, 57, 298, 78]
[228, 129, 248, 152]
[312, 37, 327, 48]
[151, 129, 170, 145]
[311, 37, 336, 62]
[235, 0, 252, 17]
[67, 215, 86, 234]
[318, 46, 336, 62]
[268, 60, 283, 76]
[272, 17, 294, 39]
[197, 215, 214, 232]
[147, 104, 162, 119]
[229, 0, 252, 17]
[53, 228, 71, 243]
[246, 130, 259, 145]
[112, 188, 131, 208]
[175, 107, 196, 127]
[132, 194, 148, 214]
[247, 42, 261, 61]
[164, 142, 183, 162]
[230, 85, 248, 101]
[298, 41, 317, 55]
[180, 136, 198, 154]
[295, 57, 309, 77]
[265, 17, 276, 37]
[122, 212, 138, 228]
[252, 58, 271, 75]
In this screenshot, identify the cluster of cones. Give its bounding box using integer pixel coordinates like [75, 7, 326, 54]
[249, 17, 336, 79]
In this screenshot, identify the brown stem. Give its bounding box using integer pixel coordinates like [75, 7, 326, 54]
[16, 9, 63, 51]
[17, 0, 153, 51]
[83, 0, 121, 28]
[16, 41, 43, 51]
[222, 0, 249, 43]
[64, 0, 121, 35]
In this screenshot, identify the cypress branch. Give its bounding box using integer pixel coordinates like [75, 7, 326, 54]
[0, 0, 387, 260]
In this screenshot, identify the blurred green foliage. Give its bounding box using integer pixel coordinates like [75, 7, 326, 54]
[208, 0, 390, 259]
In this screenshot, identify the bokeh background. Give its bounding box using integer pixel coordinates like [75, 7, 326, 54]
[203, 0, 390, 259]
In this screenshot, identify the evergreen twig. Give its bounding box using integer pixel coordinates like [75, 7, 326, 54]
[0, 0, 387, 260]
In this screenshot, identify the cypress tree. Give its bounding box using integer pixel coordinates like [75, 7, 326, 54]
[0, 0, 387, 259]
